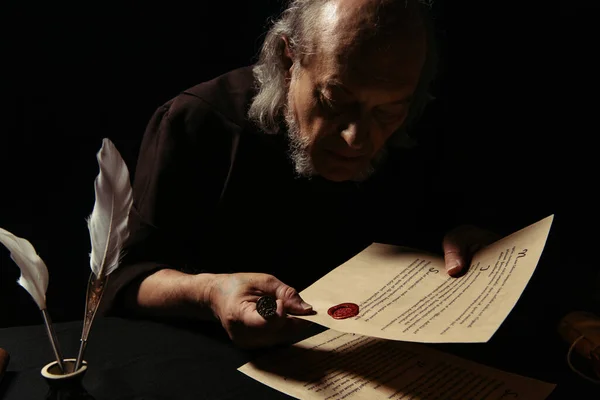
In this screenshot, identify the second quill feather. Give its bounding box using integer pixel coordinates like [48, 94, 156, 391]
[75, 139, 133, 370]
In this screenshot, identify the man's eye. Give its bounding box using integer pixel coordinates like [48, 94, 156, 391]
[374, 107, 406, 123]
[318, 96, 343, 116]
[376, 111, 400, 122]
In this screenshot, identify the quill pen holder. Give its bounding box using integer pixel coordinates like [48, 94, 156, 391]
[41, 359, 95, 400]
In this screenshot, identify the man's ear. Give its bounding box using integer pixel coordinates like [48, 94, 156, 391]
[281, 35, 294, 80]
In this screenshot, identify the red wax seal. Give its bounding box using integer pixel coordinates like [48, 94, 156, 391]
[327, 303, 359, 319]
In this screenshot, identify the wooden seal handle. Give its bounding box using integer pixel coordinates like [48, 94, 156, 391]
[558, 311, 600, 379]
[557, 311, 600, 360]
[0, 348, 9, 380]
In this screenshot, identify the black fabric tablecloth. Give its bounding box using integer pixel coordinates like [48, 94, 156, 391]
[0, 316, 598, 399]
[0, 317, 299, 400]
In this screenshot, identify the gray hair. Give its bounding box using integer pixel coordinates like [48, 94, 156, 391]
[248, 0, 438, 148]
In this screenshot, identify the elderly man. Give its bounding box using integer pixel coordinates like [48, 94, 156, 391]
[101, 0, 496, 348]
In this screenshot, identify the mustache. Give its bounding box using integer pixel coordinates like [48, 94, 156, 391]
[283, 104, 386, 182]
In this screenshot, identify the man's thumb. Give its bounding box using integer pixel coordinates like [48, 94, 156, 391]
[276, 285, 313, 315]
[442, 235, 466, 277]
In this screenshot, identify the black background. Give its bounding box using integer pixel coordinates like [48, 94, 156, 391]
[1, 2, 598, 328]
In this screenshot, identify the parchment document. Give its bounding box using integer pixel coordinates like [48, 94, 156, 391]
[296, 215, 554, 343]
[239, 329, 556, 400]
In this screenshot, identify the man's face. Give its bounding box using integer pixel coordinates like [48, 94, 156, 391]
[285, 3, 427, 182]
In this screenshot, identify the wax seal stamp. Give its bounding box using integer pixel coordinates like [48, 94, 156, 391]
[328, 303, 359, 319]
[256, 296, 277, 319]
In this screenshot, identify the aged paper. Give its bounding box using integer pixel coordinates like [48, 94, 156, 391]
[296, 215, 554, 343]
[239, 329, 556, 400]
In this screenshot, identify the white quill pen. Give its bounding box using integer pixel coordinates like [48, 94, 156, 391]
[88, 138, 133, 278]
[75, 138, 133, 370]
[0, 228, 65, 372]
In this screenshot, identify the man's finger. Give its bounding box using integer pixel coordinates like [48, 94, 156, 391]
[442, 225, 500, 277]
[275, 284, 313, 315]
[253, 275, 313, 315]
[442, 237, 466, 277]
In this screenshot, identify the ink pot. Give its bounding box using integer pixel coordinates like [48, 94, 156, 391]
[41, 358, 95, 400]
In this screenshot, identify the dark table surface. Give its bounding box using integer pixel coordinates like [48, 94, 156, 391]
[0, 315, 598, 400]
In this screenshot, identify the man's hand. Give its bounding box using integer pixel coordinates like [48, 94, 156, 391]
[131, 269, 313, 349]
[207, 273, 314, 349]
[442, 225, 500, 277]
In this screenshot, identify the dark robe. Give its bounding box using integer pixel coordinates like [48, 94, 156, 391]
[99, 66, 451, 315]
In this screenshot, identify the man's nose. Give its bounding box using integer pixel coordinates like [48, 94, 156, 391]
[340, 119, 369, 151]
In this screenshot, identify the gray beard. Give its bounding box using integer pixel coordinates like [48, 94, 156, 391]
[284, 105, 387, 182]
